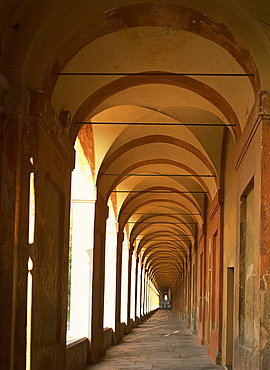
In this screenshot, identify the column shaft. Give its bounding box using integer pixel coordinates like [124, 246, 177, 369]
[114, 230, 124, 343]
[126, 247, 133, 331]
[134, 257, 139, 321]
[90, 195, 108, 362]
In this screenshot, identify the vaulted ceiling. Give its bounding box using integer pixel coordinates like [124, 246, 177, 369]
[1, 0, 270, 290]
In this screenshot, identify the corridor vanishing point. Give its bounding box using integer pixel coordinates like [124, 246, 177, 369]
[0, 1, 270, 370]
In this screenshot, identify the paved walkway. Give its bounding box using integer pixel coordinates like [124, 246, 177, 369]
[86, 310, 223, 369]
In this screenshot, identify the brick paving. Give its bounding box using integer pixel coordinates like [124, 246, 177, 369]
[86, 310, 224, 369]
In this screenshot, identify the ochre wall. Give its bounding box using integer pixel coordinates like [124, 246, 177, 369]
[222, 118, 261, 369]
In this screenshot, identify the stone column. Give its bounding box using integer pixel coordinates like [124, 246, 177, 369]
[0, 87, 75, 369]
[0, 83, 31, 370]
[197, 196, 208, 345]
[90, 193, 109, 363]
[259, 92, 270, 369]
[188, 248, 192, 326]
[126, 246, 133, 332]
[134, 256, 139, 323]
[193, 227, 198, 334]
[207, 189, 224, 365]
[185, 259, 188, 321]
[146, 274, 149, 313]
[147, 276, 149, 313]
[145, 274, 148, 314]
[30, 92, 75, 370]
[139, 263, 143, 318]
[114, 229, 124, 344]
[143, 269, 146, 315]
[145, 271, 149, 314]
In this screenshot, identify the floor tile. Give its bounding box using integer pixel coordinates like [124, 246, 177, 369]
[86, 310, 223, 370]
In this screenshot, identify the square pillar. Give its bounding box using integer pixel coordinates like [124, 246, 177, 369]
[0, 84, 30, 369]
[197, 225, 206, 345]
[114, 229, 124, 343]
[207, 189, 224, 365]
[259, 92, 270, 369]
[139, 263, 143, 317]
[134, 256, 139, 321]
[126, 246, 133, 332]
[32, 120, 74, 370]
[90, 194, 108, 363]
[0, 88, 76, 370]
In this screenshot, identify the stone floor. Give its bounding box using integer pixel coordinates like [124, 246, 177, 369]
[86, 310, 224, 369]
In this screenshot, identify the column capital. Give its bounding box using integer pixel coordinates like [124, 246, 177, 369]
[259, 115, 270, 367]
[128, 243, 134, 252]
[31, 91, 75, 170]
[117, 229, 124, 240]
[128, 247, 133, 263]
[260, 91, 270, 117]
[2, 86, 76, 171]
[2, 83, 30, 115]
[96, 192, 109, 220]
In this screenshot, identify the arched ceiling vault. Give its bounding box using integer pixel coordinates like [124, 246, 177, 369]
[120, 201, 202, 238]
[1, 0, 270, 292]
[136, 229, 195, 249]
[143, 245, 184, 272]
[130, 222, 195, 252]
[140, 234, 189, 255]
[2, 1, 269, 88]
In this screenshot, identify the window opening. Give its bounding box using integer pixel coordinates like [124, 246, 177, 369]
[67, 138, 95, 342]
[28, 157, 35, 245]
[26, 257, 33, 370]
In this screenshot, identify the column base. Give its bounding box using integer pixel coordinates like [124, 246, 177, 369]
[113, 322, 126, 344]
[89, 328, 106, 364]
[87, 346, 106, 365]
[207, 344, 221, 365]
[113, 332, 122, 345]
[125, 319, 133, 334]
[197, 334, 205, 345]
[134, 316, 140, 327]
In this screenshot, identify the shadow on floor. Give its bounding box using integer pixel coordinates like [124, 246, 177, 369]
[86, 310, 224, 369]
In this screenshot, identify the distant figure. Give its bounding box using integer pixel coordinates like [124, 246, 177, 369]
[160, 294, 171, 309]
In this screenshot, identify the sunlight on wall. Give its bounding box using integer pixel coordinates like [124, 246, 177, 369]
[68, 138, 160, 341]
[149, 282, 160, 310]
[104, 199, 117, 330]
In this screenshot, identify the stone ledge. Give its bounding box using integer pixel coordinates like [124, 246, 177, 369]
[66, 337, 88, 370]
[103, 327, 113, 349]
